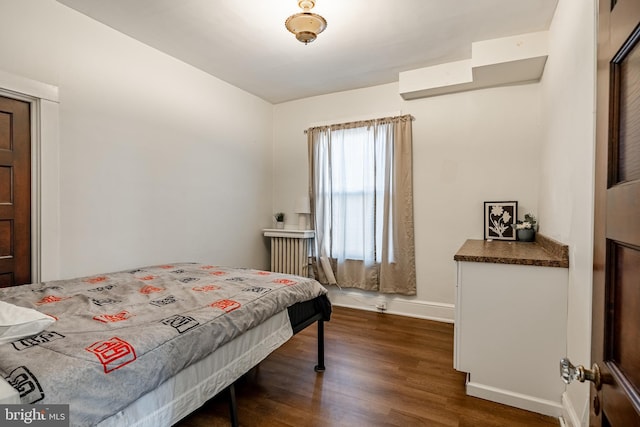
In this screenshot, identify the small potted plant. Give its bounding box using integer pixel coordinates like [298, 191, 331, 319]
[274, 212, 285, 229]
[515, 213, 537, 242]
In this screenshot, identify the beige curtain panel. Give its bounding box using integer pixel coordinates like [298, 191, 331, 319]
[307, 115, 416, 295]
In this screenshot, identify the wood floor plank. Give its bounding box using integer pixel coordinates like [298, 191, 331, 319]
[175, 306, 559, 427]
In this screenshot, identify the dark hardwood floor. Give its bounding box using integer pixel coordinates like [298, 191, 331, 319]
[175, 306, 559, 427]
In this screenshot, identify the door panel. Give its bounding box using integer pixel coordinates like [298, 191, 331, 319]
[616, 36, 640, 183]
[594, 0, 640, 425]
[609, 243, 640, 387]
[0, 96, 31, 287]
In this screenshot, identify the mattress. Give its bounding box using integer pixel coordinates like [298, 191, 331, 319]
[0, 263, 329, 425]
[97, 309, 293, 427]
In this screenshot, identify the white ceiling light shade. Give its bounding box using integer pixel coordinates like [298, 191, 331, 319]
[285, 0, 327, 44]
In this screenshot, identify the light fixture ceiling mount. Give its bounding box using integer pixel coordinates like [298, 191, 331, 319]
[285, 0, 327, 45]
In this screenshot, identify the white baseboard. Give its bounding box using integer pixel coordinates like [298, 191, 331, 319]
[561, 391, 583, 427]
[466, 381, 563, 418]
[326, 287, 455, 323]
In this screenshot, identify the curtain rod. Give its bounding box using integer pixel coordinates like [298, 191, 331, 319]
[304, 114, 414, 134]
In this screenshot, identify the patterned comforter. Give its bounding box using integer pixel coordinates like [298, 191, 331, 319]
[0, 263, 328, 426]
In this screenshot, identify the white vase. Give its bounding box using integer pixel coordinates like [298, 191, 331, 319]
[275, 221, 284, 229]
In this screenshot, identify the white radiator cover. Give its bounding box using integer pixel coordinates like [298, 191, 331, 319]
[263, 229, 315, 277]
[270, 237, 310, 276]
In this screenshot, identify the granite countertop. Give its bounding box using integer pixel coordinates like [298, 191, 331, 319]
[453, 233, 569, 268]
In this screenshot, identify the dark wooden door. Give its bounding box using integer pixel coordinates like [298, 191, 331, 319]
[0, 95, 31, 287]
[593, 0, 640, 425]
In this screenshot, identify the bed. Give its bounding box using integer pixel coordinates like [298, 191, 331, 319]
[0, 262, 331, 426]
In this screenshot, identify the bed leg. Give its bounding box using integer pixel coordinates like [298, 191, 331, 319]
[314, 320, 325, 372]
[227, 383, 239, 427]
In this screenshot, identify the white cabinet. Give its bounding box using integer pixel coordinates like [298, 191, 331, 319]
[454, 240, 568, 417]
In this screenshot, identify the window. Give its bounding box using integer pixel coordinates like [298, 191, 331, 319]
[308, 115, 416, 295]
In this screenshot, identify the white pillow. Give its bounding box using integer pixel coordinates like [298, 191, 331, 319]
[0, 300, 56, 345]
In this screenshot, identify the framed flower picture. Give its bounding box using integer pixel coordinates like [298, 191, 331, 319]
[484, 201, 517, 241]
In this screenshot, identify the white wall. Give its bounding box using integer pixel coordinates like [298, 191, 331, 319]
[539, 0, 596, 425]
[274, 81, 542, 320]
[0, 0, 274, 278]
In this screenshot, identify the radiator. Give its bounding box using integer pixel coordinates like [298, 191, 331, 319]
[270, 237, 310, 276]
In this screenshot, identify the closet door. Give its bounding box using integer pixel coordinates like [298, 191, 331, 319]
[0, 95, 31, 287]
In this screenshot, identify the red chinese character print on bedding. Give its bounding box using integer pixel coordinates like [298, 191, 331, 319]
[85, 337, 137, 373]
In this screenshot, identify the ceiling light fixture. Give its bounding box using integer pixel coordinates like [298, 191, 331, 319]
[285, 0, 327, 45]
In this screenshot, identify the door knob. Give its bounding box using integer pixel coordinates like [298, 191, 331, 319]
[559, 358, 601, 390]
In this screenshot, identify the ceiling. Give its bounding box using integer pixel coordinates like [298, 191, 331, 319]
[56, 0, 559, 104]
